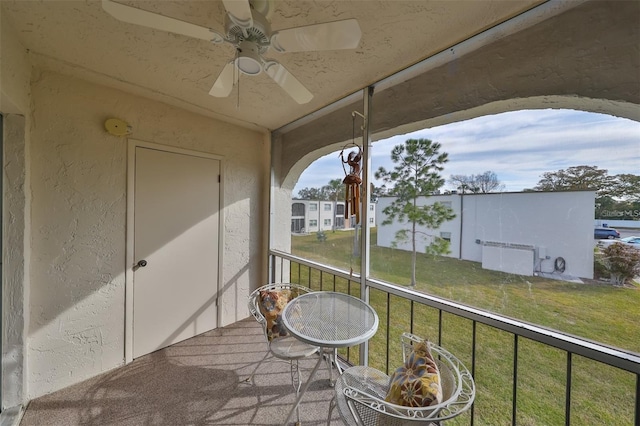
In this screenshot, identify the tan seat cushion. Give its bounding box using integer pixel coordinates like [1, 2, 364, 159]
[258, 289, 293, 341]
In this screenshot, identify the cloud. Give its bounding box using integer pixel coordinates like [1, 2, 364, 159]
[294, 109, 640, 195]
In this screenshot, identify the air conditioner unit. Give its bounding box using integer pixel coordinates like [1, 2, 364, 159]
[482, 241, 535, 276]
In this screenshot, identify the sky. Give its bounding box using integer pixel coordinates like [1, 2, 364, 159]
[293, 109, 640, 196]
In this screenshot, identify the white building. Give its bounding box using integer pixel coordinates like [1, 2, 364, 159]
[376, 191, 596, 279]
[292, 200, 376, 233]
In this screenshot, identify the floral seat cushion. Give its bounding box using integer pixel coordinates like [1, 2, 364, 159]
[385, 339, 443, 407]
[258, 289, 296, 341]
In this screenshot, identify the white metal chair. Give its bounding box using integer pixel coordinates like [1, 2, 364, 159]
[332, 332, 475, 425]
[248, 283, 324, 424]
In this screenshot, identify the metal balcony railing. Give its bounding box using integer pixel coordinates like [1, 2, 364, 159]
[269, 249, 640, 426]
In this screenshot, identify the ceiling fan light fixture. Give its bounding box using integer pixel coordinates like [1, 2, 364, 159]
[236, 55, 262, 75]
[103, 0, 361, 103]
[235, 40, 262, 75]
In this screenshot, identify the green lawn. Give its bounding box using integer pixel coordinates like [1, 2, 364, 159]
[291, 229, 639, 425]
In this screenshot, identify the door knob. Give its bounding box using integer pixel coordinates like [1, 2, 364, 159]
[134, 259, 148, 270]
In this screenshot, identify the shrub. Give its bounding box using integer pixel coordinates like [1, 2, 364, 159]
[597, 243, 640, 286]
[593, 250, 610, 280]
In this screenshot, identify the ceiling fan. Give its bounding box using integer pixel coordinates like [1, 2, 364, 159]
[101, 0, 362, 104]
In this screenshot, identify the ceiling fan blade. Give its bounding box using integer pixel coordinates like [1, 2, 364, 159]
[209, 62, 236, 97]
[270, 19, 362, 53]
[102, 0, 224, 43]
[264, 61, 313, 104]
[222, 0, 254, 29]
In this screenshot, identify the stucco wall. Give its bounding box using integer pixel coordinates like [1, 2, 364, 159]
[2, 115, 27, 410]
[273, 1, 640, 186]
[1, 10, 31, 412]
[0, 10, 31, 113]
[269, 135, 293, 282]
[27, 70, 267, 399]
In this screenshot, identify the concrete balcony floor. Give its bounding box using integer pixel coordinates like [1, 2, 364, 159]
[21, 318, 342, 425]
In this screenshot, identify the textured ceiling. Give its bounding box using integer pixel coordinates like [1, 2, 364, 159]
[1, 0, 541, 131]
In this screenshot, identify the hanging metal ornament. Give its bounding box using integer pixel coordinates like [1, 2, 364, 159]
[339, 119, 363, 225]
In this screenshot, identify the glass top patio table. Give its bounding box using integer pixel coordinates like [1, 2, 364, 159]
[282, 291, 379, 349]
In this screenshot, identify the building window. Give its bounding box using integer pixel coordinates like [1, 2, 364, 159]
[291, 218, 305, 233]
[324, 219, 331, 226]
[336, 204, 345, 215]
[309, 203, 317, 211]
[324, 203, 332, 211]
[309, 219, 317, 227]
[369, 217, 374, 224]
[370, 204, 374, 211]
[440, 232, 452, 242]
[292, 203, 305, 216]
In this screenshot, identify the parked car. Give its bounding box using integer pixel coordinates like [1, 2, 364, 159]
[597, 236, 640, 250]
[594, 227, 620, 239]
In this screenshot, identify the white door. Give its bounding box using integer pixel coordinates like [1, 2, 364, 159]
[133, 147, 220, 358]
